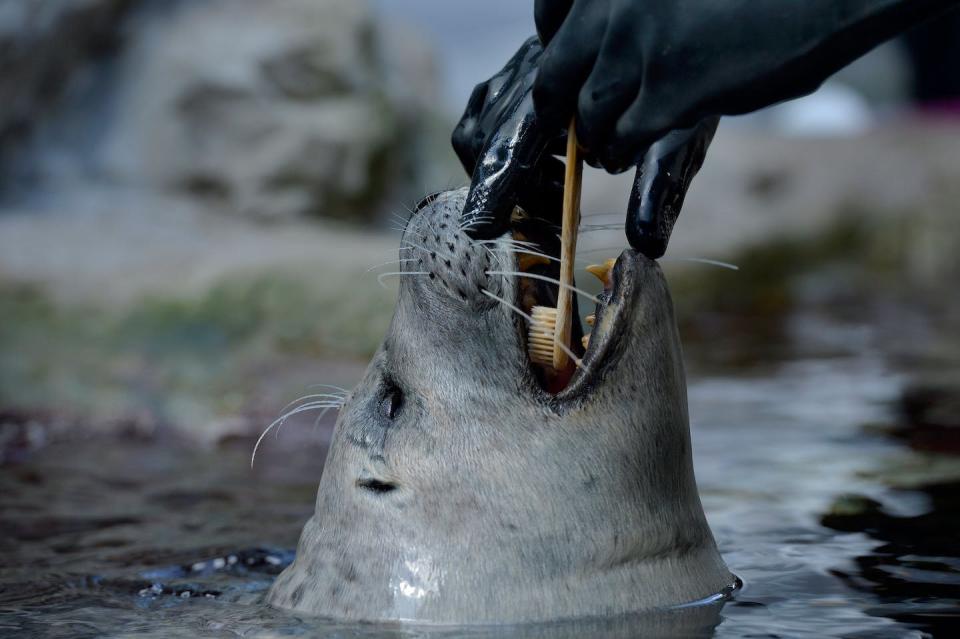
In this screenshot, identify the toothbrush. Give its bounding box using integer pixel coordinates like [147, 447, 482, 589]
[529, 118, 582, 372]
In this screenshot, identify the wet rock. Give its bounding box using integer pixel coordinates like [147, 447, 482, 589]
[900, 378, 960, 431]
[879, 376, 960, 456]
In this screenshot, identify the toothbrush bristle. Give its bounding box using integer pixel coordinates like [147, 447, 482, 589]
[528, 305, 558, 368]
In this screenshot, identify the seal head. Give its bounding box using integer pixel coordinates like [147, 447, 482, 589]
[267, 188, 732, 623]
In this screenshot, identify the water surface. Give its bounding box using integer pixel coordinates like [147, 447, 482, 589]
[2, 314, 958, 638]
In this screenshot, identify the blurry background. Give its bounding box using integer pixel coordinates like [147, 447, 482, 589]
[1, 1, 959, 637]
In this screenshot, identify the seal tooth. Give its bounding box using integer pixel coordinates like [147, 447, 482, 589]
[585, 258, 617, 288]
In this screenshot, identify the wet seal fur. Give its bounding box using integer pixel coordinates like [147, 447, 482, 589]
[267, 189, 733, 623]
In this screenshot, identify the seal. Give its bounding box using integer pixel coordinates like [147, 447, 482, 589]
[266, 188, 733, 624]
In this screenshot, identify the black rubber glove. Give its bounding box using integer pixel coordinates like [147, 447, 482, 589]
[455, 0, 957, 258]
[452, 38, 566, 240]
[453, 37, 717, 258]
[533, 0, 958, 171]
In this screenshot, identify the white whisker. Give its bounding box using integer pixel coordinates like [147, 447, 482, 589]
[251, 402, 345, 467]
[662, 256, 740, 271]
[486, 270, 600, 304]
[459, 212, 495, 230]
[481, 288, 534, 323]
[312, 406, 334, 431]
[474, 239, 562, 267]
[366, 258, 418, 272]
[580, 224, 622, 232]
[579, 245, 628, 255]
[279, 393, 349, 414]
[458, 217, 494, 233]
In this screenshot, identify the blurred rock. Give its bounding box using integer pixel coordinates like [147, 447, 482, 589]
[101, 0, 438, 221]
[884, 377, 960, 456]
[3, 0, 440, 221]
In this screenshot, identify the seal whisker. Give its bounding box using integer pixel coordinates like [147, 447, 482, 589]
[365, 258, 418, 272]
[279, 393, 350, 414]
[312, 406, 334, 431]
[579, 245, 629, 255]
[480, 289, 588, 372]
[473, 239, 552, 268]
[661, 256, 740, 271]
[458, 215, 496, 232]
[387, 210, 411, 224]
[482, 238, 584, 264]
[476, 241, 561, 265]
[459, 211, 495, 230]
[579, 246, 740, 271]
[579, 224, 622, 232]
[251, 401, 345, 467]
[273, 400, 345, 439]
[377, 271, 429, 288]
[478, 238, 540, 251]
[485, 270, 601, 304]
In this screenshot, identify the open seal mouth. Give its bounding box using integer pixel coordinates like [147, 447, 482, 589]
[491, 207, 643, 398]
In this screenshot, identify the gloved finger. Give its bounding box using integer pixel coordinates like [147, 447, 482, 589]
[451, 80, 491, 174]
[458, 37, 549, 239]
[625, 117, 720, 258]
[602, 91, 678, 173]
[516, 155, 565, 228]
[576, 5, 646, 164]
[461, 90, 551, 240]
[532, 0, 607, 134]
[534, 0, 573, 44]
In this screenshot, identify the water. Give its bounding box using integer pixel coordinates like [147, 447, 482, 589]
[2, 315, 959, 637]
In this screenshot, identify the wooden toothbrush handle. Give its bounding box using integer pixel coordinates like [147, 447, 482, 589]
[553, 117, 582, 371]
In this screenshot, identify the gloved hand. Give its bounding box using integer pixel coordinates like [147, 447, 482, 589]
[452, 38, 566, 241]
[455, 0, 956, 258]
[532, 0, 953, 171]
[453, 37, 717, 259]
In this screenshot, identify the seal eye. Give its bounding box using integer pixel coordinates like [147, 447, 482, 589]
[381, 385, 403, 420]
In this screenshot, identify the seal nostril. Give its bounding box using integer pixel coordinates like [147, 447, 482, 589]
[356, 478, 398, 494]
